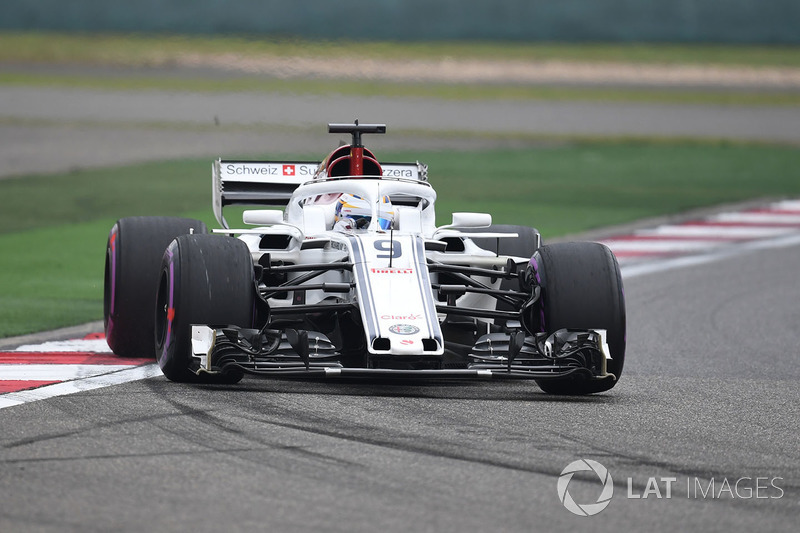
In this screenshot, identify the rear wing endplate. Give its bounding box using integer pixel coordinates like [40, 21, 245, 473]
[212, 159, 428, 228]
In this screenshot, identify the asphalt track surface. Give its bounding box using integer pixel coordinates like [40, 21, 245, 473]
[1, 85, 800, 178]
[1, 244, 799, 532]
[1, 82, 799, 531]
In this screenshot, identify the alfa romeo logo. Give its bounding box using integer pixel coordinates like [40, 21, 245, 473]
[388, 324, 419, 335]
[557, 459, 614, 516]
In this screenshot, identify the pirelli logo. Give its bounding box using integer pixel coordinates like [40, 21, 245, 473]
[370, 268, 414, 274]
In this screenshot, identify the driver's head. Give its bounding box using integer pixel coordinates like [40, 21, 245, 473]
[335, 194, 372, 229]
[334, 194, 394, 230]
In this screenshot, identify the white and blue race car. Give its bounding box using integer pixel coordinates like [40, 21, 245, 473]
[104, 122, 626, 394]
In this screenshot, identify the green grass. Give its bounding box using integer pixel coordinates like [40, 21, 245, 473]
[0, 159, 215, 235]
[3, 31, 800, 67]
[424, 143, 800, 235]
[2, 142, 800, 337]
[0, 221, 112, 334]
[3, 71, 799, 107]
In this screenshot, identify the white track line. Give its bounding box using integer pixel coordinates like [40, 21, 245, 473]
[0, 364, 135, 380]
[603, 239, 724, 253]
[621, 232, 800, 279]
[601, 199, 800, 265]
[774, 200, 800, 211]
[14, 338, 112, 353]
[0, 364, 161, 409]
[636, 225, 795, 239]
[710, 212, 800, 224]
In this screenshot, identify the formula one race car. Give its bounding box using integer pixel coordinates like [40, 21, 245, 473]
[104, 122, 625, 394]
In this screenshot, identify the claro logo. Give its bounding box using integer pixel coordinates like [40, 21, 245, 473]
[557, 459, 614, 517]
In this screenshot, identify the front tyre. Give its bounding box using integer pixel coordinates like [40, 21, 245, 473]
[531, 242, 626, 395]
[155, 234, 255, 383]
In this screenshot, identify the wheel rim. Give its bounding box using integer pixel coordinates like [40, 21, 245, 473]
[155, 268, 170, 355]
[103, 247, 113, 329]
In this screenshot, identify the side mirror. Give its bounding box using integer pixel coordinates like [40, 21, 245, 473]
[450, 212, 492, 228]
[243, 210, 284, 225]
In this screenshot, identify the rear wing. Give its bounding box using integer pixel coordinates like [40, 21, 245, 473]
[212, 159, 428, 228]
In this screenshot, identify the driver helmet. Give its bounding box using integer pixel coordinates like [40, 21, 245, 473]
[334, 194, 394, 230]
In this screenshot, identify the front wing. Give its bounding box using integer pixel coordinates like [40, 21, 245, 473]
[189, 325, 616, 383]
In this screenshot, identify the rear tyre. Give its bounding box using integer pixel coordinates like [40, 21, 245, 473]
[104, 217, 207, 358]
[471, 224, 541, 260]
[531, 242, 625, 395]
[155, 234, 255, 383]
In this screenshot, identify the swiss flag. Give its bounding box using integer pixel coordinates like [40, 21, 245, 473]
[283, 165, 296, 176]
